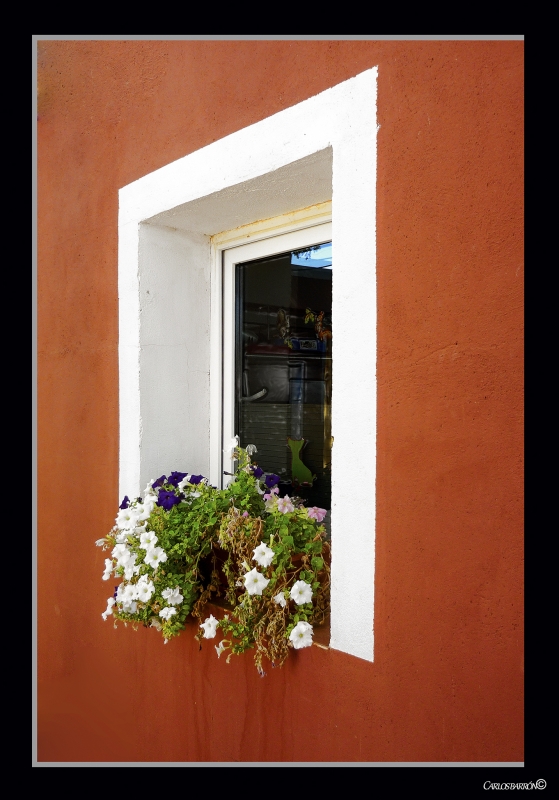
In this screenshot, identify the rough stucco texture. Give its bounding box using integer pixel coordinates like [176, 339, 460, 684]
[37, 40, 523, 762]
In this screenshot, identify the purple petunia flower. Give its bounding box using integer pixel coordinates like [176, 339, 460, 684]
[189, 474, 205, 485]
[251, 466, 264, 479]
[113, 586, 119, 600]
[152, 475, 167, 489]
[264, 474, 280, 488]
[119, 496, 130, 509]
[167, 471, 188, 487]
[157, 490, 181, 510]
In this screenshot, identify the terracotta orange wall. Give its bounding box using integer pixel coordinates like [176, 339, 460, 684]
[37, 40, 523, 762]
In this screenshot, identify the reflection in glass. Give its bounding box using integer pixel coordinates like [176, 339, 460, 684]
[235, 241, 332, 510]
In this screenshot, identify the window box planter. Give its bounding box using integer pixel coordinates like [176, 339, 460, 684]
[97, 442, 330, 674]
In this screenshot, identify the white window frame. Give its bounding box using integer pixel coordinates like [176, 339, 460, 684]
[118, 66, 378, 661]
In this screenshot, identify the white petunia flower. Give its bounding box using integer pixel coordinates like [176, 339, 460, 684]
[112, 543, 129, 560]
[115, 508, 140, 530]
[139, 530, 158, 550]
[273, 592, 287, 608]
[123, 565, 140, 581]
[117, 550, 135, 568]
[226, 435, 240, 458]
[243, 568, 270, 596]
[252, 542, 275, 568]
[289, 621, 314, 649]
[101, 597, 116, 620]
[290, 580, 313, 605]
[95, 538, 107, 548]
[102, 558, 113, 581]
[245, 444, 257, 456]
[137, 499, 157, 521]
[122, 554, 141, 581]
[113, 546, 137, 575]
[162, 587, 184, 606]
[136, 578, 155, 603]
[116, 582, 139, 612]
[159, 606, 177, 621]
[215, 641, 226, 658]
[177, 476, 192, 492]
[200, 614, 219, 639]
[120, 583, 138, 602]
[144, 546, 168, 569]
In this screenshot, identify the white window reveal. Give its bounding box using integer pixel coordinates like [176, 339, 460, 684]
[118, 67, 378, 661]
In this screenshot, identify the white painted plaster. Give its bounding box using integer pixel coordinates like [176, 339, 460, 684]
[118, 66, 378, 662]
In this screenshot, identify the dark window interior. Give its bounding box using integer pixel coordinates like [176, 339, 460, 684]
[235, 241, 332, 510]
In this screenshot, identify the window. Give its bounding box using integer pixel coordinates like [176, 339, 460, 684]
[218, 222, 333, 525]
[119, 66, 378, 660]
[230, 237, 333, 518]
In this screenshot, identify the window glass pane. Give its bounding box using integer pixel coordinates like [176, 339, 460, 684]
[235, 241, 332, 511]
